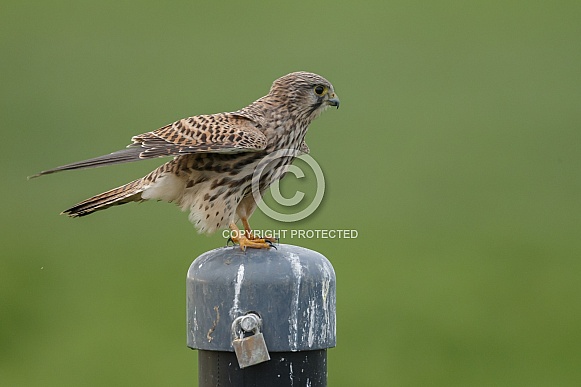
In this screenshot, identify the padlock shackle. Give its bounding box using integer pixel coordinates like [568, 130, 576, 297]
[231, 313, 261, 340]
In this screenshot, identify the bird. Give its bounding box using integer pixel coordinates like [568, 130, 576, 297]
[30, 71, 339, 250]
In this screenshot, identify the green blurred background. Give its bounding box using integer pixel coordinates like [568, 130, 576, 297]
[2, 1, 580, 385]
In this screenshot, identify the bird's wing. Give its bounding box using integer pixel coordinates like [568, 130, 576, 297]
[29, 113, 266, 178]
[131, 113, 266, 158]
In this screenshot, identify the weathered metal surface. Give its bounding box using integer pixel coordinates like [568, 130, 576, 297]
[187, 244, 336, 352]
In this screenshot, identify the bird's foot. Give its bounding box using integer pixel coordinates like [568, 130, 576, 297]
[228, 221, 277, 251]
[230, 234, 274, 251]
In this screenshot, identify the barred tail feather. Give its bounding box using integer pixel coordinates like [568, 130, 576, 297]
[62, 178, 148, 217]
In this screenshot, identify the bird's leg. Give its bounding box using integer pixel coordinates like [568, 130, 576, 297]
[229, 222, 271, 251]
[241, 217, 278, 244]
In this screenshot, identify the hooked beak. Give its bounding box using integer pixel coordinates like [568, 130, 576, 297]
[327, 94, 340, 109]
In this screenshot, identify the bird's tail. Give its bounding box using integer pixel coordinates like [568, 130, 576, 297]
[63, 177, 149, 217]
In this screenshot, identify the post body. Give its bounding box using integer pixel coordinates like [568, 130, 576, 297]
[187, 244, 336, 386]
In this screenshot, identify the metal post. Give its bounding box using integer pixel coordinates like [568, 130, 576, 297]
[187, 244, 336, 386]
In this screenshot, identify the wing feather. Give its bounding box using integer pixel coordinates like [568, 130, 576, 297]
[132, 113, 266, 157]
[30, 113, 266, 178]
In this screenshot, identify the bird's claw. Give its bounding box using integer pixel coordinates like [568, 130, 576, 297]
[226, 237, 234, 247]
[265, 239, 277, 250]
[227, 234, 273, 251]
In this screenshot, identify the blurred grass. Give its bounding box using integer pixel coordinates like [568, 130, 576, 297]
[2, 1, 581, 386]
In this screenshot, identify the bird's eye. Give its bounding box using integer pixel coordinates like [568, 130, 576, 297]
[314, 85, 327, 96]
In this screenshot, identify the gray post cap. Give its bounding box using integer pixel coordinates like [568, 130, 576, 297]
[187, 244, 336, 352]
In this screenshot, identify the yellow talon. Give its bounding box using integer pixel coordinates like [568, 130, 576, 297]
[229, 222, 272, 251]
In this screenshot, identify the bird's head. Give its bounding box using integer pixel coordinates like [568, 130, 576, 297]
[269, 71, 340, 118]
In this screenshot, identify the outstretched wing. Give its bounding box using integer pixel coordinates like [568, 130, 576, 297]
[29, 113, 266, 178]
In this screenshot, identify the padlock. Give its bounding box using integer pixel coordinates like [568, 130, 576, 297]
[231, 314, 271, 368]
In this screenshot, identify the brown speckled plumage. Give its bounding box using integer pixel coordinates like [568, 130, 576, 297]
[32, 72, 339, 243]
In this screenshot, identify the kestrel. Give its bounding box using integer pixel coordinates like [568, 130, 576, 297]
[31, 71, 339, 250]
